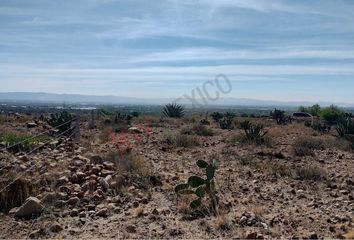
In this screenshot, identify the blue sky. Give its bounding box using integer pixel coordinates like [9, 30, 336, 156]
[1, 0, 354, 103]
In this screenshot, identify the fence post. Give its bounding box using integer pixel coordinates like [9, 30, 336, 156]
[89, 109, 95, 128]
[75, 114, 80, 142]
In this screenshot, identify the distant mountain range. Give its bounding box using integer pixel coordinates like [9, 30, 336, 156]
[0, 92, 353, 108]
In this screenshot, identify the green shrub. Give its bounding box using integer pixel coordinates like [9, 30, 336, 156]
[311, 121, 331, 133]
[298, 104, 321, 116]
[163, 103, 185, 118]
[320, 105, 344, 125]
[175, 159, 220, 215]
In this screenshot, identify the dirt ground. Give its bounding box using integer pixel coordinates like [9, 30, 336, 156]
[0, 115, 353, 239]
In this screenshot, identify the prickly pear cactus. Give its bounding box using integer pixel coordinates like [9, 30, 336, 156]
[175, 159, 220, 214]
[47, 111, 73, 133]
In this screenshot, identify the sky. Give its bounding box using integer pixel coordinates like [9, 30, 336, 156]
[1, 0, 354, 103]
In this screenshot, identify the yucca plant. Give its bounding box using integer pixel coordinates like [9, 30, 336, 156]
[163, 103, 185, 118]
[240, 120, 268, 144]
[175, 159, 220, 215]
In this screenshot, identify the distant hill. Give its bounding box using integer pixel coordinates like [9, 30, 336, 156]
[0, 92, 353, 108]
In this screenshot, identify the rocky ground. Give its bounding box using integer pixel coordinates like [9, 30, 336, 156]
[0, 115, 353, 239]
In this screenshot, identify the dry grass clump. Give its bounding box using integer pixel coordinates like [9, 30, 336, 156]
[0, 174, 39, 213]
[99, 127, 112, 143]
[265, 161, 326, 181]
[266, 161, 292, 177]
[294, 165, 327, 181]
[215, 213, 231, 230]
[164, 131, 200, 148]
[104, 150, 151, 177]
[293, 137, 325, 156]
[181, 124, 213, 136]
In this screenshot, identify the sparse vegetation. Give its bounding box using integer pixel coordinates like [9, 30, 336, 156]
[0, 132, 49, 153]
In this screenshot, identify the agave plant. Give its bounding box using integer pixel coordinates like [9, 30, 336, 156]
[240, 120, 268, 144]
[163, 103, 185, 118]
[175, 159, 219, 215]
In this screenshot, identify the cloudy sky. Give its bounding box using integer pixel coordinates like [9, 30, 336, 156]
[1, 0, 354, 103]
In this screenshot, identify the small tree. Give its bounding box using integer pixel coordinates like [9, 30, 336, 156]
[271, 108, 289, 125]
[320, 105, 344, 125]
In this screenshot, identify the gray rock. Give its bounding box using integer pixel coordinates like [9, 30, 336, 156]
[67, 197, 80, 206]
[50, 223, 63, 233]
[15, 197, 43, 219]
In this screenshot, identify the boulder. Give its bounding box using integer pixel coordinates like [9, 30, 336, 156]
[15, 197, 44, 219]
[128, 127, 143, 133]
[27, 122, 37, 128]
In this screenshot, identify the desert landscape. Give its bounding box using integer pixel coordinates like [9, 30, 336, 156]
[1, 0, 354, 239]
[0, 104, 353, 239]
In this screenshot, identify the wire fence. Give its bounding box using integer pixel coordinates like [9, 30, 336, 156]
[0, 128, 77, 194]
[0, 117, 77, 152]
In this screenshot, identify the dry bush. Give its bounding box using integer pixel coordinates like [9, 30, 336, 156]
[181, 124, 213, 136]
[239, 155, 258, 166]
[293, 137, 325, 156]
[0, 174, 39, 213]
[174, 133, 200, 147]
[104, 150, 151, 177]
[99, 127, 112, 143]
[266, 161, 292, 177]
[227, 134, 272, 147]
[215, 213, 231, 230]
[325, 137, 353, 152]
[294, 165, 327, 181]
[164, 131, 200, 148]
